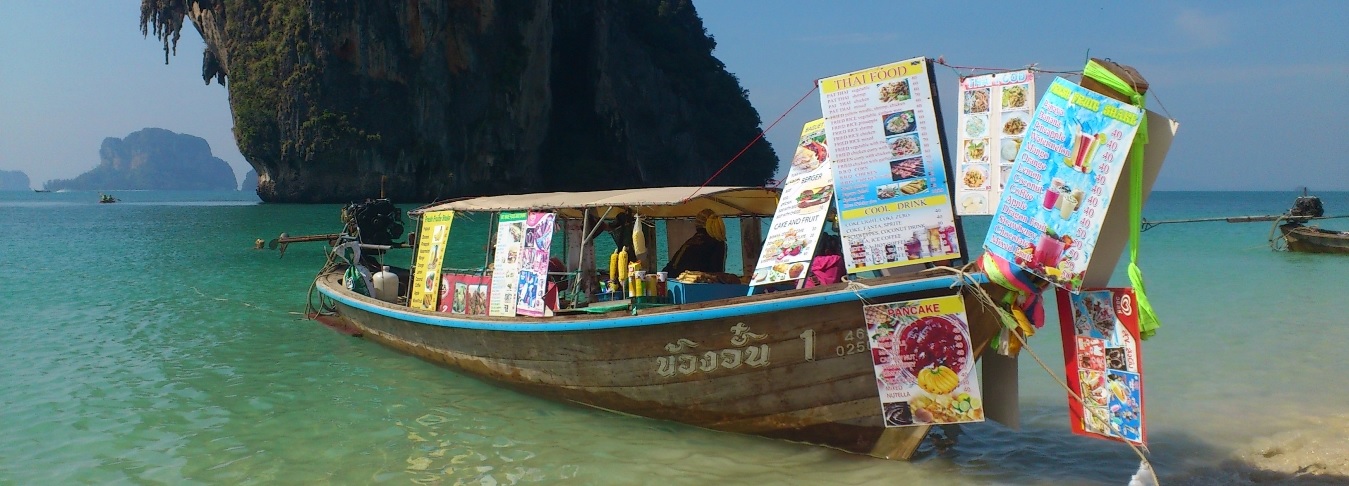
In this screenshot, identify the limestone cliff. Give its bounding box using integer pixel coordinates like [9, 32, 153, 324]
[141, 0, 777, 203]
[44, 128, 238, 191]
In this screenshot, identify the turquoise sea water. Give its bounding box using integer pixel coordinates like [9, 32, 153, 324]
[2, 190, 1347, 485]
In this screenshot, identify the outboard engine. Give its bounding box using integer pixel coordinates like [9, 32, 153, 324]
[342, 199, 405, 249]
[1289, 195, 1324, 218]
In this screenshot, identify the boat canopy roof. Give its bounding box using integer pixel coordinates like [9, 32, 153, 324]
[411, 186, 782, 219]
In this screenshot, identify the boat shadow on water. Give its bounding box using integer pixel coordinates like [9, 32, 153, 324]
[915, 411, 1349, 484]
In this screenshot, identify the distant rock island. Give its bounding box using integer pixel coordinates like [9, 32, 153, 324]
[44, 128, 238, 191]
[240, 169, 258, 192]
[0, 170, 31, 191]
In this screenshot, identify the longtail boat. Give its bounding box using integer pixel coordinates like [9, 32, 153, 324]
[1278, 223, 1349, 254]
[1269, 194, 1349, 254]
[309, 186, 1005, 460]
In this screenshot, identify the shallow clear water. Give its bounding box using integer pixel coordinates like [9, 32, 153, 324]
[1, 190, 1346, 485]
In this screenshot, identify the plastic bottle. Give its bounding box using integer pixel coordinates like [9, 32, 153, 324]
[373, 266, 399, 303]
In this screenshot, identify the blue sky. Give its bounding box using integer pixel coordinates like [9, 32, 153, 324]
[2, 1, 1346, 190]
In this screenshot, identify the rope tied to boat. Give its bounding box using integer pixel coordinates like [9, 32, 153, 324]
[1268, 214, 1292, 251]
[304, 236, 351, 318]
[188, 286, 304, 318]
[682, 84, 819, 202]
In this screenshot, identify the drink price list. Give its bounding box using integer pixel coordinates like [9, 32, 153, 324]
[982, 77, 1142, 291]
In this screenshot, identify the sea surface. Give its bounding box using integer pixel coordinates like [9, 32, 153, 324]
[2, 190, 1347, 485]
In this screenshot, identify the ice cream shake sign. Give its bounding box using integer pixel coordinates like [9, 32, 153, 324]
[982, 77, 1141, 292]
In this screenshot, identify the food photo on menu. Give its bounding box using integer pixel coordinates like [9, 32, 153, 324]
[876, 183, 901, 200]
[878, 79, 912, 103]
[964, 114, 988, 139]
[963, 138, 988, 163]
[882, 110, 917, 136]
[960, 193, 986, 214]
[1002, 111, 1030, 137]
[898, 178, 928, 196]
[792, 139, 828, 172]
[888, 133, 922, 158]
[962, 165, 989, 190]
[1000, 138, 1022, 164]
[795, 184, 833, 213]
[963, 88, 990, 114]
[889, 157, 925, 181]
[1001, 83, 1030, 110]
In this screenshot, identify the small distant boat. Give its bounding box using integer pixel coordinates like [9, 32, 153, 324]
[1274, 194, 1349, 254]
[33, 189, 50, 193]
[1143, 191, 1347, 254]
[98, 194, 118, 203]
[1278, 223, 1349, 254]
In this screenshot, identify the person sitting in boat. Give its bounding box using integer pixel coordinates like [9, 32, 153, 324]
[804, 233, 845, 288]
[663, 209, 727, 277]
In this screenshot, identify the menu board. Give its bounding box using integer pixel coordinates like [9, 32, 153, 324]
[488, 212, 527, 317]
[819, 57, 961, 272]
[750, 119, 833, 286]
[982, 77, 1142, 291]
[1057, 287, 1146, 445]
[409, 210, 454, 310]
[439, 274, 490, 315]
[863, 294, 984, 427]
[954, 70, 1036, 215]
[515, 212, 556, 317]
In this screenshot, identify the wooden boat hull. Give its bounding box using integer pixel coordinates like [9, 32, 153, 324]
[316, 271, 1005, 460]
[1281, 223, 1349, 254]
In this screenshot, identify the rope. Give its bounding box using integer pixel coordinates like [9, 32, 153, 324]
[1148, 90, 1173, 120]
[684, 84, 819, 202]
[187, 286, 304, 318]
[934, 58, 1084, 80]
[305, 237, 350, 317]
[1007, 317, 1156, 478]
[842, 278, 877, 306]
[1268, 214, 1291, 251]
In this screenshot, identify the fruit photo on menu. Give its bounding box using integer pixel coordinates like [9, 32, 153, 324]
[863, 296, 984, 427]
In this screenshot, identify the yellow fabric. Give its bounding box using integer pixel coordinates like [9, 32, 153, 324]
[695, 208, 726, 242]
[704, 214, 727, 242]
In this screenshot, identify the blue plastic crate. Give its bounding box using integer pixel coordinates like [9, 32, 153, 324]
[666, 282, 751, 304]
